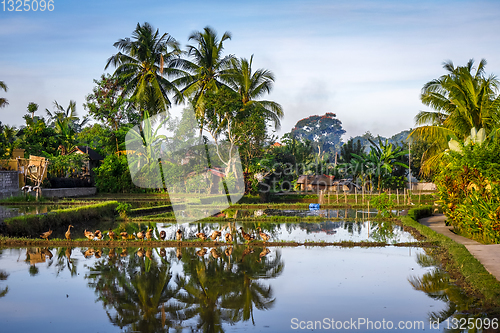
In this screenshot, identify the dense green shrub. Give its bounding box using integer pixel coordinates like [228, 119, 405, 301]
[94, 154, 139, 193]
[435, 134, 500, 243]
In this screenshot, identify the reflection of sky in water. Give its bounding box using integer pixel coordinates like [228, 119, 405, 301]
[0, 246, 451, 333]
[158, 220, 417, 243]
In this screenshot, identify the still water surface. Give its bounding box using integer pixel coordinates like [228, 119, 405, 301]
[0, 245, 490, 333]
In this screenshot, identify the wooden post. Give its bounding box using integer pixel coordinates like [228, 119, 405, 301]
[355, 187, 358, 204]
[344, 190, 347, 205]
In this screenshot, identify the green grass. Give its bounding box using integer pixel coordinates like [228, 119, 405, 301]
[401, 207, 500, 305]
[3, 201, 119, 237]
[0, 194, 49, 203]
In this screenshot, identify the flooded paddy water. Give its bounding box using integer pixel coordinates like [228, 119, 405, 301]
[1, 245, 495, 333]
[0, 206, 498, 332]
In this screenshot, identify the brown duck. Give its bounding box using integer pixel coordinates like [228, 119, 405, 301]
[145, 228, 153, 241]
[210, 230, 222, 241]
[108, 229, 116, 240]
[196, 232, 207, 241]
[160, 230, 166, 241]
[239, 227, 255, 242]
[65, 225, 73, 240]
[84, 230, 95, 241]
[40, 230, 52, 241]
[94, 230, 103, 240]
[176, 229, 183, 241]
[120, 231, 128, 240]
[257, 227, 270, 242]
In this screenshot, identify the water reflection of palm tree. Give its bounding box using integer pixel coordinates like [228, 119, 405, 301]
[222, 246, 283, 325]
[86, 248, 180, 333]
[409, 252, 485, 325]
[0, 250, 8, 298]
[176, 246, 284, 331]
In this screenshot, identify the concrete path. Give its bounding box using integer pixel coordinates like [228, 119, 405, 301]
[418, 214, 500, 282]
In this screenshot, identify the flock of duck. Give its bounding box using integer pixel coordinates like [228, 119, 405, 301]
[39, 225, 271, 243]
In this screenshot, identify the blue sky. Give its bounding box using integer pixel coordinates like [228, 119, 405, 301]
[1, 0, 500, 139]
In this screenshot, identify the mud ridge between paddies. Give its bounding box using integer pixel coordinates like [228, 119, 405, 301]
[0, 238, 437, 248]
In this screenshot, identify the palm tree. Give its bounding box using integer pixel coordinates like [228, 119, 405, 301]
[224, 55, 284, 129]
[0, 81, 8, 108]
[409, 59, 500, 174]
[105, 22, 183, 118]
[172, 26, 233, 126]
[46, 100, 88, 154]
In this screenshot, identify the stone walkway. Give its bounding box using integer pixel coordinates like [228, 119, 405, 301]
[418, 214, 500, 282]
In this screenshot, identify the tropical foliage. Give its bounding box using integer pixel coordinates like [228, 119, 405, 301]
[0, 81, 8, 109]
[434, 128, 500, 243]
[410, 59, 500, 175]
[105, 22, 183, 117]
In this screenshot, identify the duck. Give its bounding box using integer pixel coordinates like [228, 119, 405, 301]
[239, 227, 255, 242]
[84, 230, 95, 241]
[210, 248, 221, 259]
[160, 230, 166, 241]
[40, 230, 52, 240]
[225, 233, 233, 242]
[196, 248, 207, 256]
[136, 230, 145, 241]
[196, 232, 207, 241]
[108, 248, 116, 258]
[108, 229, 116, 240]
[120, 248, 128, 257]
[176, 229, 183, 241]
[257, 227, 270, 242]
[145, 228, 153, 241]
[225, 246, 233, 256]
[94, 249, 102, 259]
[160, 248, 166, 257]
[136, 248, 145, 258]
[94, 230, 103, 240]
[65, 225, 73, 240]
[258, 247, 271, 262]
[210, 230, 222, 241]
[120, 231, 128, 240]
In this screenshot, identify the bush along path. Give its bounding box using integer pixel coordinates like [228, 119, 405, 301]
[419, 213, 500, 282]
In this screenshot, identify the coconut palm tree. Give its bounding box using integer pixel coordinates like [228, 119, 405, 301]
[105, 22, 183, 118]
[172, 26, 233, 127]
[409, 59, 500, 174]
[224, 55, 284, 129]
[46, 100, 88, 155]
[0, 81, 8, 108]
